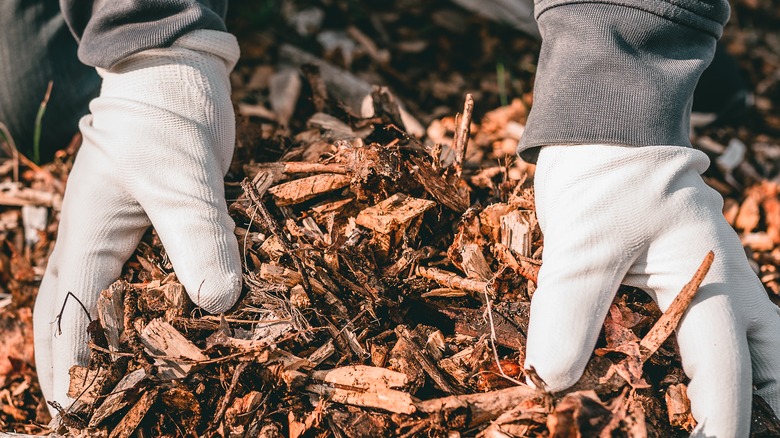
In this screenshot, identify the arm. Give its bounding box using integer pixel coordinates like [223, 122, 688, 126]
[34, 1, 242, 414]
[520, 1, 780, 436]
[519, 0, 728, 158]
[59, 0, 228, 69]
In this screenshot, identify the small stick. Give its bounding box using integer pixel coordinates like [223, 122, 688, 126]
[195, 316, 291, 324]
[55, 291, 93, 336]
[0, 123, 19, 182]
[416, 266, 487, 294]
[281, 162, 348, 174]
[88, 342, 134, 357]
[207, 362, 248, 432]
[453, 93, 474, 179]
[0, 122, 45, 177]
[482, 289, 524, 386]
[639, 251, 714, 362]
[122, 286, 143, 355]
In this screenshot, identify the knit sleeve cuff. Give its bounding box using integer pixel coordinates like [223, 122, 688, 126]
[60, 0, 229, 70]
[518, 0, 730, 160]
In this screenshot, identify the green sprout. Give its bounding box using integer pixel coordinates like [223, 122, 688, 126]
[33, 81, 53, 164]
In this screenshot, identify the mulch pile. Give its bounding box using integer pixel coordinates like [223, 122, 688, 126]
[1, 0, 780, 436]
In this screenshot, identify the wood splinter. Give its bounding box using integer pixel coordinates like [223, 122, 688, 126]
[639, 250, 714, 362]
[453, 93, 474, 179]
[416, 266, 488, 294]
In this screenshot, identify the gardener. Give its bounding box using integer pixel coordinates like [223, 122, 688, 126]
[2, 1, 778, 436]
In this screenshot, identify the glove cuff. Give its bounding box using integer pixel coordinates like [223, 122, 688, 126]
[518, 1, 728, 161]
[173, 29, 241, 73]
[97, 29, 240, 78]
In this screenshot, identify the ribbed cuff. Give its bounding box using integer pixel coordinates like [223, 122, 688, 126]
[60, 0, 229, 69]
[518, 0, 730, 160]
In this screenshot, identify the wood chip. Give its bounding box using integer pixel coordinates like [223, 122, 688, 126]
[437, 306, 526, 350]
[500, 210, 534, 258]
[90, 369, 148, 427]
[140, 319, 208, 379]
[460, 243, 492, 281]
[97, 281, 128, 360]
[356, 194, 435, 235]
[395, 326, 461, 394]
[269, 68, 302, 126]
[109, 388, 159, 438]
[415, 385, 544, 428]
[453, 94, 474, 178]
[356, 193, 435, 255]
[268, 173, 351, 206]
[312, 365, 407, 390]
[665, 383, 695, 432]
[408, 155, 469, 212]
[67, 366, 107, 406]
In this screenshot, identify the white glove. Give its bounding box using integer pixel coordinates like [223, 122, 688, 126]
[33, 30, 242, 411]
[525, 144, 780, 437]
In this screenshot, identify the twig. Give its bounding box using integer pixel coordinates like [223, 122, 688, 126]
[482, 288, 524, 386]
[72, 365, 104, 406]
[197, 316, 291, 324]
[47, 400, 86, 429]
[281, 162, 348, 174]
[94, 335, 276, 366]
[207, 362, 248, 432]
[242, 205, 258, 272]
[55, 292, 93, 336]
[87, 342, 134, 357]
[416, 266, 487, 295]
[0, 122, 61, 193]
[639, 251, 714, 362]
[0, 123, 19, 182]
[414, 385, 544, 428]
[453, 93, 474, 179]
[335, 309, 367, 337]
[0, 126, 47, 175]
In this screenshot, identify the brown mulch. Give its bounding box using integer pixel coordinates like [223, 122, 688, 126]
[1, 0, 780, 436]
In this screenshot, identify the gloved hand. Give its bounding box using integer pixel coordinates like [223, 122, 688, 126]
[524, 144, 780, 437]
[33, 30, 243, 411]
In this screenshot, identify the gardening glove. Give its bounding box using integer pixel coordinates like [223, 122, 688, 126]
[33, 29, 242, 412]
[525, 144, 780, 437]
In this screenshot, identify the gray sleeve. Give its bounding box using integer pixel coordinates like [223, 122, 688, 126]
[59, 0, 229, 69]
[517, 0, 730, 159]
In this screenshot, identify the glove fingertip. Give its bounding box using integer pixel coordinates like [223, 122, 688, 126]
[187, 271, 243, 314]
